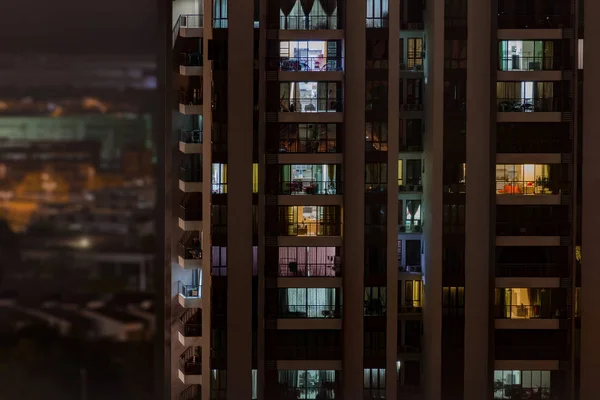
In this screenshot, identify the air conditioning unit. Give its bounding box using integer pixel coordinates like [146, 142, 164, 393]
[415, 64, 423, 71]
[399, 225, 406, 233]
[414, 226, 422, 232]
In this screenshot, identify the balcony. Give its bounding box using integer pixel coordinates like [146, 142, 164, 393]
[279, 82, 343, 123]
[179, 385, 201, 400]
[179, 129, 203, 154]
[279, 304, 341, 319]
[399, 221, 423, 234]
[272, 56, 343, 82]
[279, 4, 341, 36]
[178, 308, 202, 346]
[178, 231, 203, 269]
[496, 166, 561, 205]
[399, 301, 422, 315]
[497, 14, 570, 31]
[279, 221, 341, 237]
[278, 123, 340, 155]
[277, 345, 341, 360]
[279, 264, 340, 278]
[178, 281, 202, 308]
[178, 14, 203, 37]
[280, 180, 341, 196]
[496, 263, 562, 278]
[179, 52, 203, 76]
[178, 347, 202, 385]
[494, 305, 562, 329]
[179, 193, 202, 231]
[498, 56, 563, 81]
[497, 97, 567, 123]
[179, 164, 202, 192]
[179, 89, 203, 115]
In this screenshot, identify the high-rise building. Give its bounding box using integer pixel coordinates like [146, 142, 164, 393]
[166, 0, 587, 399]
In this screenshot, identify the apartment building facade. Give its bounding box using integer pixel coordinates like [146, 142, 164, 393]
[165, 0, 591, 398]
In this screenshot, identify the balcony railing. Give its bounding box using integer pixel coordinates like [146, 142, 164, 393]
[496, 139, 567, 154]
[179, 348, 202, 375]
[278, 264, 340, 277]
[280, 181, 340, 195]
[497, 15, 570, 30]
[179, 385, 202, 400]
[179, 165, 202, 182]
[279, 138, 339, 153]
[399, 265, 422, 273]
[496, 180, 558, 195]
[180, 193, 202, 220]
[399, 221, 423, 233]
[179, 129, 203, 144]
[499, 57, 562, 71]
[365, 183, 387, 193]
[496, 263, 562, 278]
[279, 221, 341, 236]
[180, 14, 203, 28]
[178, 232, 202, 260]
[180, 90, 202, 105]
[495, 305, 563, 319]
[276, 345, 341, 359]
[178, 281, 202, 299]
[272, 57, 343, 72]
[496, 222, 569, 236]
[399, 301, 422, 313]
[179, 309, 202, 337]
[279, 387, 337, 400]
[280, 13, 338, 30]
[278, 304, 341, 318]
[281, 97, 343, 113]
[493, 386, 551, 400]
[497, 98, 567, 113]
[180, 52, 203, 67]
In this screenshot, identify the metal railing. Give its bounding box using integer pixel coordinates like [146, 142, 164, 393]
[495, 305, 562, 319]
[178, 281, 202, 298]
[399, 221, 423, 233]
[279, 221, 341, 237]
[179, 90, 202, 105]
[365, 183, 387, 193]
[179, 165, 202, 182]
[493, 386, 552, 400]
[496, 180, 558, 195]
[279, 387, 336, 400]
[180, 14, 203, 28]
[276, 345, 341, 359]
[179, 351, 202, 375]
[496, 222, 570, 237]
[179, 385, 201, 400]
[496, 263, 562, 278]
[179, 309, 202, 337]
[497, 14, 570, 30]
[211, 183, 227, 194]
[272, 57, 343, 72]
[280, 97, 343, 113]
[278, 304, 341, 318]
[278, 264, 340, 277]
[399, 265, 422, 273]
[497, 98, 567, 112]
[280, 180, 340, 195]
[499, 56, 562, 71]
[280, 14, 338, 30]
[496, 139, 566, 154]
[179, 129, 203, 144]
[279, 138, 339, 153]
[180, 52, 203, 67]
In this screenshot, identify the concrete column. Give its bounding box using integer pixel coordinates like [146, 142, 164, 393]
[201, 2, 213, 400]
[581, 1, 600, 397]
[227, 0, 254, 397]
[464, 0, 492, 397]
[422, 0, 444, 399]
[257, 0, 267, 397]
[343, 0, 365, 394]
[386, 0, 400, 398]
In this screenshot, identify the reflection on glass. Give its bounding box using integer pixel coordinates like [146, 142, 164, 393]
[278, 370, 337, 399]
[280, 165, 339, 195]
[495, 164, 552, 195]
[493, 370, 551, 399]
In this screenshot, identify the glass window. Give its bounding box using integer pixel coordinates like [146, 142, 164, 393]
[366, 0, 389, 28]
[405, 280, 422, 307]
[365, 163, 388, 193]
[252, 163, 258, 193]
[212, 163, 227, 194]
[407, 38, 424, 68]
[366, 122, 388, 151]
[364, 287, 387, 316]
[495, 164, 552, 195]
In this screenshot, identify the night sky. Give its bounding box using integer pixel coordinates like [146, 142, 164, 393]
[0, 0, 157, 54]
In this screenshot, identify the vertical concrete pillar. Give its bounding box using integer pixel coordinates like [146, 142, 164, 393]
[581, 1, 600, 397]
[227, 0, 255, 397]
[422, 0, 444, 398]
[386, 0, 400, 397]
[201, 2, 213, 400]
[464, 0, 492, 397]
[343, 0, 366, 394]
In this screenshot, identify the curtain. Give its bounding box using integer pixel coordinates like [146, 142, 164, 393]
[281, 0, 297, 29]
[319, 0, 337, 16]
[299, 0, 315, 29]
